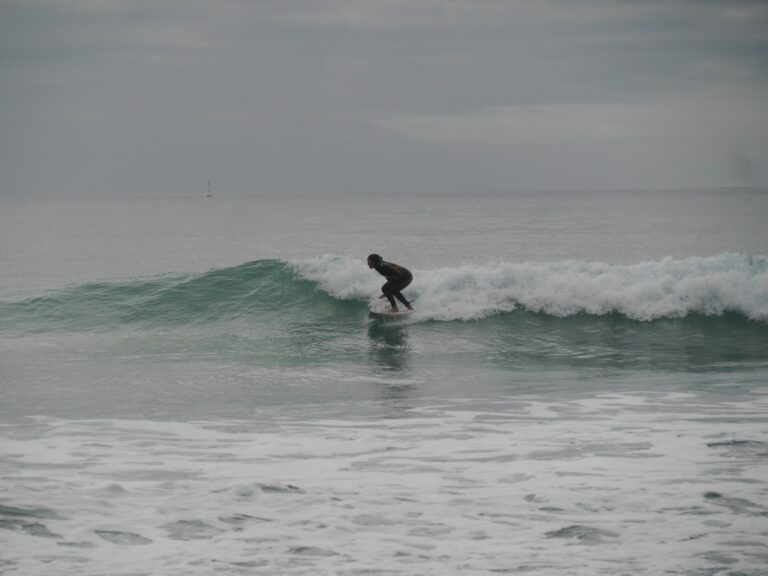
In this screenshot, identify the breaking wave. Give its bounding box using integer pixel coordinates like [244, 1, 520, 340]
[294, 253, 768, 322]
[1, 253, 766, 333]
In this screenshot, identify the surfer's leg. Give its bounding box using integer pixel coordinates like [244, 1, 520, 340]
[390, 276, 413, 309]
[393, 291, 411, 309]
[381, 282, 397, 308]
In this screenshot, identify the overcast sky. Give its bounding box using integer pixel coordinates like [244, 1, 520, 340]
[2, 0, 767, 196]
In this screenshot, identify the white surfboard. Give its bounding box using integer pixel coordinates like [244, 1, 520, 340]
[368, 308, 413, 319]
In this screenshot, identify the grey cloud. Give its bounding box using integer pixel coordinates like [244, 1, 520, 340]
[1, 0, 766, 195]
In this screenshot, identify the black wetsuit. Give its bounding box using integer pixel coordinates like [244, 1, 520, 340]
[374, 261, 413, 309]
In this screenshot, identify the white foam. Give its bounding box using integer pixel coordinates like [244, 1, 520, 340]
[291, 253, 768, 322]
[2, 394, 767, 575]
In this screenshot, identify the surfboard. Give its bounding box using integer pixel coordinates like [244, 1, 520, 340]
[368, 309, 413, 319]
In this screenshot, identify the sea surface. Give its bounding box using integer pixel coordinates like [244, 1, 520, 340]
[1, 189, 767, 575]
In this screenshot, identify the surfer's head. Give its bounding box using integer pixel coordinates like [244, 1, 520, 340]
[367, 254, 382, 268]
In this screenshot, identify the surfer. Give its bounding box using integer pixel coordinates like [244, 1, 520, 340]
[367, 254, 414, 313]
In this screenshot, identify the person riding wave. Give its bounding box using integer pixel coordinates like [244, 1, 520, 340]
[367, 254, 414, 313]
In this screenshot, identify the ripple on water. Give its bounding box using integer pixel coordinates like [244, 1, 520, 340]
[0, 519, 61, 539]
[94, 529, 152, 545]
[0, 503, 62, 539]
[706, 439, 768, 458]
[288, 546, 339, 557]
[544, 525, 620, 545]
[218, 513, 273, 526]
[703, 491, 768, 516]
[163, 519, 221, 540]
[352, 513, 399, 527]
[0, 504, 59, 519]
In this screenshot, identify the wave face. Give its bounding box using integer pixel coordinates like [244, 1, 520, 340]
[0, 260, 324, 333]
[1, 254, 766, 334]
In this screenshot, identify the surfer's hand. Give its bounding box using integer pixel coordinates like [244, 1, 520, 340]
[378, 294, 385, 299]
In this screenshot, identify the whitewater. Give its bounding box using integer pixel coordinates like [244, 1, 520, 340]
[294, 252, 768, 321]
[1, 190, 767, 575]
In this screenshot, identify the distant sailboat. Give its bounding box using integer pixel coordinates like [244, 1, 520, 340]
[207, 181, 213, 197]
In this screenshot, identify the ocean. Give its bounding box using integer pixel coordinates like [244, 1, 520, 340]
[1, 189, 767, 575]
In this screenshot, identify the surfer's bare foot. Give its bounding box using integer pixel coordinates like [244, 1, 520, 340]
[390, 307, 399, 313]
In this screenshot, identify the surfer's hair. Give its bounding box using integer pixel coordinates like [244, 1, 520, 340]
[367, 254, 383, 264]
